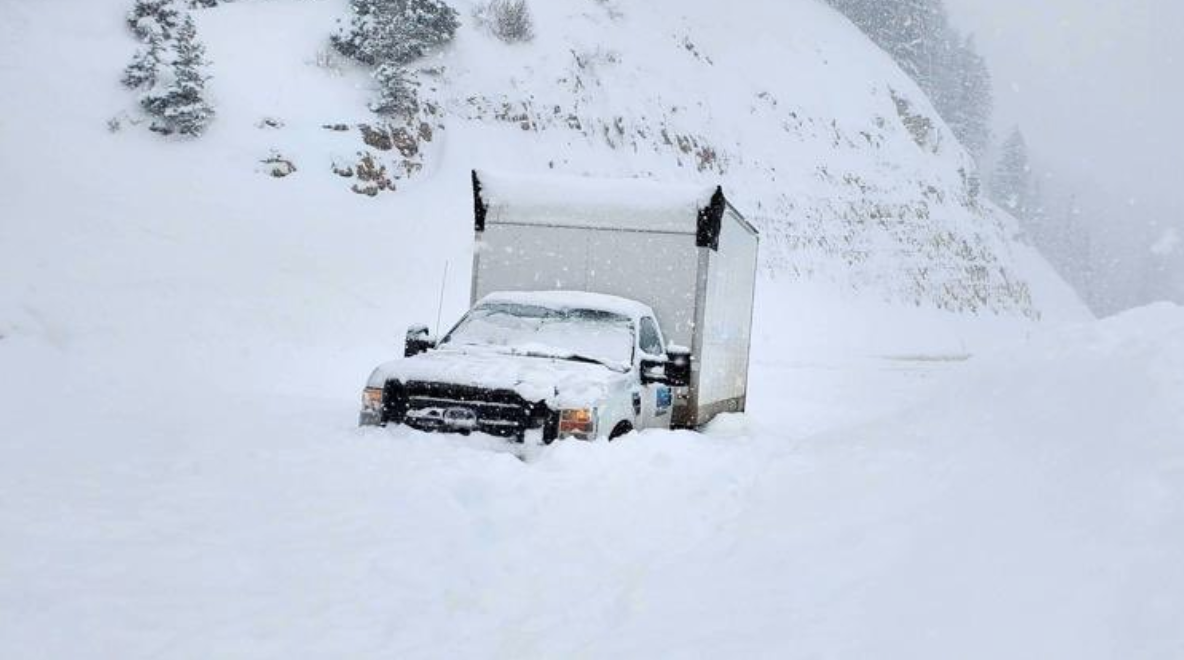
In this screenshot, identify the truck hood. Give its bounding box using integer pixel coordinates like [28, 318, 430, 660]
[367, 348, 630, 408]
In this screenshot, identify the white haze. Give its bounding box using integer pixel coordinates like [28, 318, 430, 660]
[945, 0, 1184, 310]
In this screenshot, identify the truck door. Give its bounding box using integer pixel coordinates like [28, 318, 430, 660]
[637, 316, 674, 430]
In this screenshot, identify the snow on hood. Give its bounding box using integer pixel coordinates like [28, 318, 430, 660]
[367, 348, 630, 409]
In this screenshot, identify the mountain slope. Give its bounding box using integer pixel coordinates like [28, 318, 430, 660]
[1, 0, 1085, 362]
[423, 0, 1052, 315]
[202, 0, 1083, 318]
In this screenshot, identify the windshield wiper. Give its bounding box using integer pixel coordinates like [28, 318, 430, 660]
[561, 353, 615, 368]
[512, 349, 627, 372]
[561, 353, 631, 373]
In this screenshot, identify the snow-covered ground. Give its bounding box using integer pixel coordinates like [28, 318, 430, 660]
[3, 304, 1182, 658]
[3, 0, 1182, 657]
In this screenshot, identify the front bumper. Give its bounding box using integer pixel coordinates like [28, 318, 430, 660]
[358, 380, 561, 442]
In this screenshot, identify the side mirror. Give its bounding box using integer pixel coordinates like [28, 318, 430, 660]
[665, 346, 692, 388]
[640, 347, 692, 388]
[404, 325, 436, 357]
[640, 359, 668, 385]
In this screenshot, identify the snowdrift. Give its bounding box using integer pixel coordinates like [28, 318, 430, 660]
[3, 290, 1180, 657]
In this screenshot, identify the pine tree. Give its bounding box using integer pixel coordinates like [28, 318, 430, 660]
[333, 0, 460, 66]
[369, 63, 419, 117]
[1059, 194, 1095, 300]
[122, 30, 166, 89]
[1041, 193, 1101, 308]
[143, 15, 214, 136]
[990, 128, 1033, 220]
[127, 0, 183, 39]
[936, 36, 992, 159]
[331, 0, 377, 61]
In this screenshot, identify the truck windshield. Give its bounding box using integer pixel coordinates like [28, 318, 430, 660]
[441, 302, 634, 370]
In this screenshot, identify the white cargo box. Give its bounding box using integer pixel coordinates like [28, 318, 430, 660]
[470, 170, 759, 428]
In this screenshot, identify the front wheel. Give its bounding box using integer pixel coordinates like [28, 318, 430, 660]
[608, 421, 634, 441]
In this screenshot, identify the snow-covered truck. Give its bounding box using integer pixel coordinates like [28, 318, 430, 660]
[359, 171, 759, 442]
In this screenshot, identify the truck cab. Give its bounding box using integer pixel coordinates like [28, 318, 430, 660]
[359, 291, 690, 442]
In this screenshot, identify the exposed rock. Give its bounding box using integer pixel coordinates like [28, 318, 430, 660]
[260, 153, 296, 178]
[891, 89, 941, 153]
[416, 121, 433, 142]
[359, 124, 393, 151]
[390, 126, 419, 158]
[351, 151, 394, 197]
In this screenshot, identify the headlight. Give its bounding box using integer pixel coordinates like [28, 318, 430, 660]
[361, 386, 384, 411]
[559, 408, 597, 440]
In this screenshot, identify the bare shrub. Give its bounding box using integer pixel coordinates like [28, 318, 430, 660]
[369, 64, 420, 119]
[475, 0, 535, 43]
[309, 46, 347, 76]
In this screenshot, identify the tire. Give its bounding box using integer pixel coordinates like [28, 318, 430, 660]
[608, 421, 634, 442]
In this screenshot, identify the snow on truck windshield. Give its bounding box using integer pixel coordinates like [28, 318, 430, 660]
[440, 302, 634, 369]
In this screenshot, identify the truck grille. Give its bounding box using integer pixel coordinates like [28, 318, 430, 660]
[384, 381, 555, 440]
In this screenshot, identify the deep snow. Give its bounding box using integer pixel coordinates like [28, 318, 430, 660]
[3, 0, 1181, 658]
[3, 306, 1182, 658]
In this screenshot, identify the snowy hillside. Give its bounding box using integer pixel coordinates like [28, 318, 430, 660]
[411, 0, 1067, 317]
[2, 0, 1082, 324]
[403, 0, 1072, 319]
[0, 0, 1089, 397]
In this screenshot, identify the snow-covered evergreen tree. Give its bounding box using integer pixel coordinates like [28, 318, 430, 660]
[333, 0, 460, 66]
[1057, 194, 1095, 301]
[937, 36, 992, 158]
[369, 63, 419, 117]
[990, 128, 1033, 220]
[142, 15, 215, 136]
[127, 0, 183, 39]
[121, 30, 166, 89]
[331, 0, 377, 62]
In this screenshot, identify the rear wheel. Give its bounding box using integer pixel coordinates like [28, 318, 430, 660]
[608, 421, 634, 441]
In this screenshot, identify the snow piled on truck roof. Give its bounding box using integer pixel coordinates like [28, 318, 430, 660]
[476, 170, 720, 234]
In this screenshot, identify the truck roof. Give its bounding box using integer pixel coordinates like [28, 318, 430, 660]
[478, 290, 656, 322]
[474, 169, 721, 234]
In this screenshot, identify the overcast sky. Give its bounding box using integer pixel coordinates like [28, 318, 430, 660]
[944, 0, 1183, 239]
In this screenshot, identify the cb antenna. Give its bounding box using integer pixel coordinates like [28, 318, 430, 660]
[434, 260, 450, 339]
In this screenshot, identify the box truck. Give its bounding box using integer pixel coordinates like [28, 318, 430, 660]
[359, 170, 758, 442]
